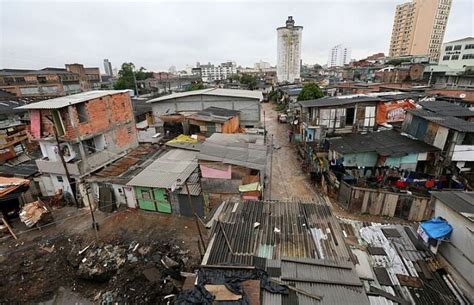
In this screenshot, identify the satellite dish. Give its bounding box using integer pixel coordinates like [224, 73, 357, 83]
[460, 93, 466, 98]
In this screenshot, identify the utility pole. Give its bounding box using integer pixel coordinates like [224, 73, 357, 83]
[132, 70, 139, 97]
[269, 134, 274, 201]
[52, 125, 79, 208]
[85, 183, 99, 239]
[263, 111, 266, 144]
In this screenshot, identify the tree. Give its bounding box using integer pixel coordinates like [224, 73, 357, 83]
[187, 81, 205, 91]
[239, 74, 257, 90]
[297, 83, 324, 101]
[114, 63, 153, 93]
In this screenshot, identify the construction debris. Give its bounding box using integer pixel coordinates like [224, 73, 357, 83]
[19, 200, 52, 227]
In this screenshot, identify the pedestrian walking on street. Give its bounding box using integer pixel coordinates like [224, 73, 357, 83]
[288, 130, 293, 143]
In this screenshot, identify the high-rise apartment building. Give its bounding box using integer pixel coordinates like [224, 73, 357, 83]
[199, 61, 236, 82]
[389, 0, 452, 62]
[327, 44, 351, 67]
[277, 16, 303, 83]
[103, 59, 113, 76]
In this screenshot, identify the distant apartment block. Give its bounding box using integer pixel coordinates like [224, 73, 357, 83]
[18, 90, 138, 198]
[197, 61, 237, 82]
[438, 37, 474, 70]
[328, 44, 351, 67]
[0, 63, 101, 98]
[389, 0, 452, 62]
[277, 16, 303, 83]
[103, 59, 113, 76]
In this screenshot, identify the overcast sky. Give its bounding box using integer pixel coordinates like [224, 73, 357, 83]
[1, 0, 473, 73]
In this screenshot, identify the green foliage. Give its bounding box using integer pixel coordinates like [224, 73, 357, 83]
[239, 74, 257, 90]
[297, 83, 324, 101]
[275, 104, 286, 111]
[268, 89, 278, 102]
[114, 63, 153, 93]
[187, 82, 205, 91]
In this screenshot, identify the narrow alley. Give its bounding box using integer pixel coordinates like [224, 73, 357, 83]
[262, 102, 320, 201]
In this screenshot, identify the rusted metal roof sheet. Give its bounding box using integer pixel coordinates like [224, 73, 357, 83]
[202, 199, 352, 266]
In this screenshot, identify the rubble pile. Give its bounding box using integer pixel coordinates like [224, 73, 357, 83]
[71, 239, 193, 304]
[0, 236, 197, 304]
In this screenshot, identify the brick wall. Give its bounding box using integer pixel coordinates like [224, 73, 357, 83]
[70, 92, 134, 138]
[114, 123, 137, 148]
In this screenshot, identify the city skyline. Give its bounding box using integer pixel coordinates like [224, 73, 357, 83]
[1, 0, 472, 72]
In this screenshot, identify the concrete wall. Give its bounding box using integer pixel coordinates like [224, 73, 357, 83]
[151, 95, 261, 127]
[434, 198, 474, 287]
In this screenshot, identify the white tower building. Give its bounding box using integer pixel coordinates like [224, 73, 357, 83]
[327, 45, 351, 68]
[277, 16, 303, 83]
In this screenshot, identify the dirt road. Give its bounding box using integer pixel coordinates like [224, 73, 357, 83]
[262, 102, 319, 201]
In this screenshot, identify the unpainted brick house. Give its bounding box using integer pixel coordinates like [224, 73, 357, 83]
[18, 90, 138, 199]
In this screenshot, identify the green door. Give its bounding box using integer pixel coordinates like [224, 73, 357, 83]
[135, 187, 157, 211]
[153, 188, 171, 213]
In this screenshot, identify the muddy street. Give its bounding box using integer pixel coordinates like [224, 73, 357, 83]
[262, 102, 321, 201]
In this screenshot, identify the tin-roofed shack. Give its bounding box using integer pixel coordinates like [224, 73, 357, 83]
[127, 149, 205, 216]
[177, 199, 369, 305]
[431, 191, 474, 288]
[187, 106, 240, 137]
[84, 144, 162, 211]
[198, 133, 266, 209]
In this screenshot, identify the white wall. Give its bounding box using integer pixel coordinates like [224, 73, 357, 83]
[434, 199, 474, 287]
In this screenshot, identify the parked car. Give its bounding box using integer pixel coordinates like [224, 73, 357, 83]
[278, 114, 287, 123]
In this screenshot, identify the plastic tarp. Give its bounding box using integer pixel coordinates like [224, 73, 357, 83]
[419, 217, 453, 240]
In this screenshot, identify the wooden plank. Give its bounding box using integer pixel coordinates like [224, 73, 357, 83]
[204, 284, 242, 301]
[361, 191, 370, 213]
[1, 218, 17, 240]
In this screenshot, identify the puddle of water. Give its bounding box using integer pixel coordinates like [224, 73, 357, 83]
[38, 287, 92, 305]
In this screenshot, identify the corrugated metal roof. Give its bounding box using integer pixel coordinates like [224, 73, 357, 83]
[17, 90, 129, 110]
[419, 100, 474, 117]
[359, 224, 462, 304]
[327, 130, 439, 156]
[431, 191, 474, 221]
[127, 149, 198, 188]
[407, 108, 474, 132]
[198, 134, 266, 171]
[203, 199, 352, 266]
[146, 88, 263, 103]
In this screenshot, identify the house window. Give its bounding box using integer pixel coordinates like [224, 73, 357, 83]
[462, 54, 474, 60]
[51, 110, 65, 136]
[83, 138, 96, 155]
[445, 46, 452, 51]
[465, 44, 474, 50]
[141, 190, 151, 200]
[442, 55, 450, 61]
[451, 55, 459, 60]
[57, 176, 64, 182]
[453, 45, 462, 50]
[76, 103, 89, 123]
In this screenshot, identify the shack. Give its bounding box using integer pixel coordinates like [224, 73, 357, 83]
[0, 176, 31, 220]
[127, 149, 204, 216]
[327, 130, 439, 173]
[198, 133, 266, 209]
[84, 144, 162, 210]
[187, 106, 240, 137]
[431, 191, 474, 288]
[298, 95, 379, 134]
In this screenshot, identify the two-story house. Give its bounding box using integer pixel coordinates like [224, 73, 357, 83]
[18, 90, 138, 199]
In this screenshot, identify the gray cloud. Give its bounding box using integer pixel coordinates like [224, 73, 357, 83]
[1, 0, 472, 72]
